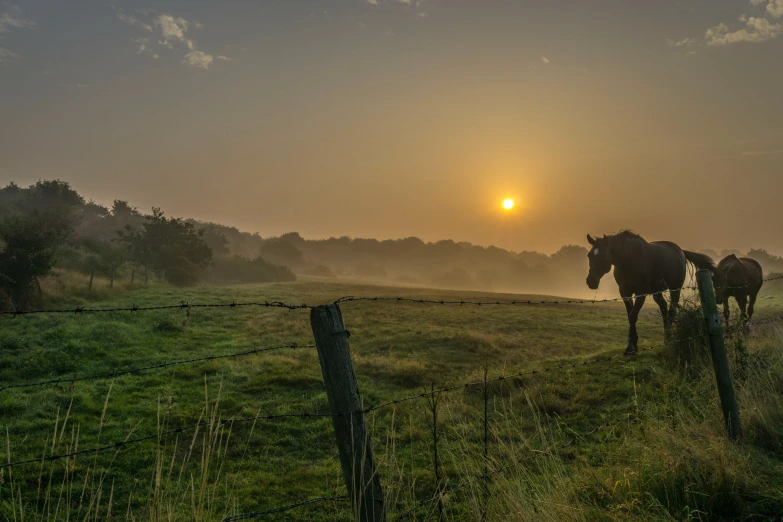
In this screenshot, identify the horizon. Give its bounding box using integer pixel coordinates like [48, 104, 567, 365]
[2, 0, 782, 254]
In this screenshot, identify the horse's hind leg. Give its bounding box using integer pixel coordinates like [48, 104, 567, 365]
[748, 291, 758, 322]
[737, 295, 748, 320]
[669, 289, 681, 326]
[652, 292, 669, 330]
[736, 294, 749, 333]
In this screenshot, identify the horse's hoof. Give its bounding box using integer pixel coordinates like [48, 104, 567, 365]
[624, 345, 639, 356]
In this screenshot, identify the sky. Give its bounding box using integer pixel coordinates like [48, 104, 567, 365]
[1, 0, 782, 254]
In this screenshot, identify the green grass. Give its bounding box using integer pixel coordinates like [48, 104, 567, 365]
[1, 274, 782, 520]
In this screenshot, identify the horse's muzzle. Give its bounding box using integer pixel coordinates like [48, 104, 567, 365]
[586, 276, 599, 290]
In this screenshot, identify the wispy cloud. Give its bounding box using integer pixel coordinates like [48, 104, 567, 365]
[666, 37, 697, 48]
[116, 12, 152, 32]
[540, 56, 550, 64]
[741, 149, 783, 156]
[362, 0, 429, 19]
[0, 46, 18, 63]
[117, 9, 229, 69]
[0, 3, 34, 64]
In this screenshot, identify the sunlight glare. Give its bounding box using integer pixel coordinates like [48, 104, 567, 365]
[502, 198, 515, 210]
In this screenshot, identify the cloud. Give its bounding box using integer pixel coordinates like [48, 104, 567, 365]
[116, 12, 152, 32]
[363, 0, 379, 4]
[666, 37, 697, 47]
[133, 37, 150, 55]
[751, 0, 783, 18]
[672, 0, 783, 48]
[0, 46, 18, 63]
[216, 55, 233, 61]
[155, 14, 195, 49]
[705, 16, 783, 45]
[417, 12, 429, 18]
[0, 13, 34, 35]
[741, 149, 783, 156]
[0, 4, 33, 65]
[183, 50, 213, 69]
[540, 56, 550, 64]
[118, 10, 229, 69]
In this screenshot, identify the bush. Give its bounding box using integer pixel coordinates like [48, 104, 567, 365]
[203, 255, 296, 285]
[304, 264, 337, 278]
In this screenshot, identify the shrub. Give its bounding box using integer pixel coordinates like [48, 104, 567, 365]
[203, 255, 296, 285]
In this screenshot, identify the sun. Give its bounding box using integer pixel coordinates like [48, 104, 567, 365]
[502, 198, 515, 210]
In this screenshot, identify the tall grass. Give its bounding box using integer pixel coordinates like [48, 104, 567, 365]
[2, 291, 782, 520]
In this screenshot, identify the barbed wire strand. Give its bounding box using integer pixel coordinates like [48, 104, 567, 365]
[0, 343, 672, 470]
[4, 275, 781, 317]
[0, 300, 311, 317]
[222, 495, 349, 521]
[0, 344, 315, 393]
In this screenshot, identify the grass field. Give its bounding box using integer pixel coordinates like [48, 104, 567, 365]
[1, 273, 782, 521]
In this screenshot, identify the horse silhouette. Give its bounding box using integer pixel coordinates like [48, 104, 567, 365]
[712, 254, 763, 328]
[585, 231, 714, 355]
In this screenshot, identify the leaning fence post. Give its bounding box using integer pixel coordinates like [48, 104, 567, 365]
[695, 269, 742, 440]
[310, 304, 386, 522]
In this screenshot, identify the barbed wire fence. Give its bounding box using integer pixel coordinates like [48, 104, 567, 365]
[0, 274, 780, 520]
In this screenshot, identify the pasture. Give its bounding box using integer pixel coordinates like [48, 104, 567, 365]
[1, 276, 782, 521]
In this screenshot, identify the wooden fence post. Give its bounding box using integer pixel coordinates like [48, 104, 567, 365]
[310, 304, 386, 522]
[89, 268, 94, 293]
[695, 269, 742, 440]
[109, 265, 115, 288]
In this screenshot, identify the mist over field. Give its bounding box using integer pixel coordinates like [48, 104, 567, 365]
[2, 1, 783, 520]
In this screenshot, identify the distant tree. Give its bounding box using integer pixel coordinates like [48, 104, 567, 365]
[700, 248, 719, 260]
[111, 200, 140, 218]
[117, 208, 213, 286]
[145, 208, 213, 286]
[746, 248, 783, 273]
[201, 227, 230, 257]
[203, 255, 296, 284]
[259, 238, 305, 268]
[720, 249, 743, 259]
[0, 212, 73, 309]
[549, 245, 588, 269]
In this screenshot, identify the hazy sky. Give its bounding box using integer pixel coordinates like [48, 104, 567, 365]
[1, 0, 782, 254]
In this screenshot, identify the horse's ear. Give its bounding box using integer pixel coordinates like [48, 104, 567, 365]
[587, 234, 596, 246]
[729, 254, 739, 260]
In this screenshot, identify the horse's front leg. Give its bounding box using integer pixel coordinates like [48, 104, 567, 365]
[625, 295, 647, 355]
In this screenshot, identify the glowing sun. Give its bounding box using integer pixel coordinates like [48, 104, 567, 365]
[502, 198, 515, 210]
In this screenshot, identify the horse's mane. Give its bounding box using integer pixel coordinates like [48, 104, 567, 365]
[613, 229, 645, 241]
[607, 230, 648, 259]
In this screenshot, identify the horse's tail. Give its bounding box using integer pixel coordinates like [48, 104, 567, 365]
[683, 250, 716, 273]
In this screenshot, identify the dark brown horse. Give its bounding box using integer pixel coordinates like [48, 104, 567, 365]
[585, 231, 715, 355]
[712, 255, 763, 326]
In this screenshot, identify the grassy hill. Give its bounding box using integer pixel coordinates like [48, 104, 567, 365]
[0, 276, 781, 520]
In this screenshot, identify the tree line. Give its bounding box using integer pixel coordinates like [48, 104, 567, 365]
[0, 180, 294, 310]
[3, 179, 782, 310]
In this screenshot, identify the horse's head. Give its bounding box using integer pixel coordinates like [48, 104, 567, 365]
[712, 255, 737, 305]
[586, 234, 612, 290]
